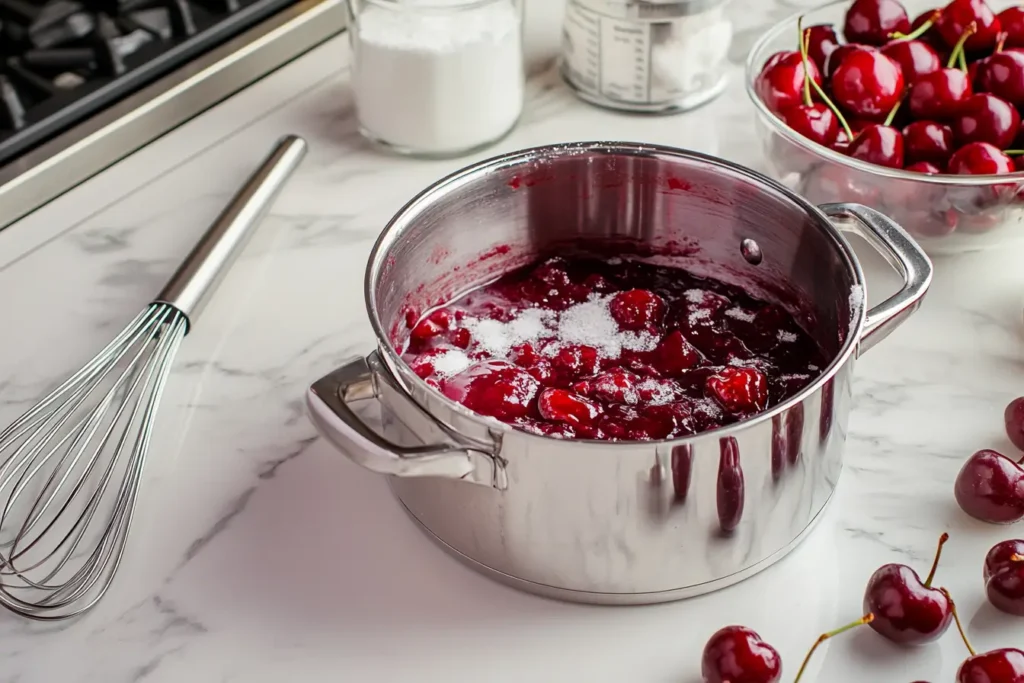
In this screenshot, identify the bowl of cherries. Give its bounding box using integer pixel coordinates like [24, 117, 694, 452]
[746, 0, 1024, 255]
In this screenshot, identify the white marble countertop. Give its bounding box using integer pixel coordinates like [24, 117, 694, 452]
[2, 2, 1024, 681]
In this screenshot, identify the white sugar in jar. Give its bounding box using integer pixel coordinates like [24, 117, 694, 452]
[346, 0, 525, 158]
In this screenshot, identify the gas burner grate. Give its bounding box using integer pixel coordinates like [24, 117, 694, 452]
[0, 0, 300, 166]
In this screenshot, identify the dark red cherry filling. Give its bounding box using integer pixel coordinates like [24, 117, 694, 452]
[402, 256, 827, 442]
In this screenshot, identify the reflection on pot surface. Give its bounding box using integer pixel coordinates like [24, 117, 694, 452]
[307, 143, 932, 604]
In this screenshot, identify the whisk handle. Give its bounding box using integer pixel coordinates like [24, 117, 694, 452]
[152, 135, 308, 330]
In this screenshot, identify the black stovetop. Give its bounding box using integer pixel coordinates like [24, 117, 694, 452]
[0, 0, 300, 167]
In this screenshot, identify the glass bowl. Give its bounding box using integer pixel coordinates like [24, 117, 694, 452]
[745, 0, 1024, 256]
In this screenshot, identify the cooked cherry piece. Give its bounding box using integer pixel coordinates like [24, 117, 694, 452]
[984, 539, 1024, 616]
[947, 142, 1015, 174]
[903, 120, 954, 164]
[952, 93, 1021, 148]
[843, 0, 911, 46]
[442, 360, 540, 421]
[757, 51, 823, 115]
[976, 51, 1024, 106]
[706, 366, 768, 415]
[537, 388, 601, 427]
[1000, 6, 1024, 48]
[1006, 397, 1024, 451]
[882, 39, 942, 83]
[701, 626, 782, 683]
[832, 49, 905, 118]
[909, 68, 973, 119]
[863, 532, 953, 644]
[957, 649, 1024, 683]
[954, 449, 1024, 523]
[609, 289, 664, 331]
[782, 104, 840, 146]
[848, 124, 906, 168]
[937, 0, 1002, 52]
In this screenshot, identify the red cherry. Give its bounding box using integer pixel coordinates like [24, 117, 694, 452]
[609, 289, 664, 331]
[781, 103, 840, 146]
[908, 68, 973, 119]
[948, 141, 1015, 175]
[442, 360, 540, 421]
[1000, 6, 1024, 48]
[984, 539, 1024, 616]
[976, 50, 1024, 106]
[907, 160, 943, 173]
[954, 449, 1024, 523]
[832, 49, 905, 118]
[826, 43, 875, 77]
[701, 626, 781, 683]
[706, 366, 768, 415]
[1005, 397, 1024, 451]
[848, 124, 906, 168]
[653, 329, 702, 375]
[756, 51, 823, 115]
[903, 120, 954, 163]
[805, 24, 842, 72]
[881, 39, 942, 83]
[912, 9, 948, 51]
[537, 388, 602, 427]
[936, 0, 1002, 52]
[956, 649, 1024, 683]
[952, 93, 1021, 148]
[863, 532, 953, 644]
[843, 0, 911, 46]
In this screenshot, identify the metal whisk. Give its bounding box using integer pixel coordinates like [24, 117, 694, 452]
[0, 135, 307, 620]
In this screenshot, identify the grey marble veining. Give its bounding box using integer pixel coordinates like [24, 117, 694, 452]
[0, 2, 1022, 680]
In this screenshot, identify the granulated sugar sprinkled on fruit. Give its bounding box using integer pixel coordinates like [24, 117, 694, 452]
[466, 308, 551, 358]
[431, 349, 471, 377]
[556, 295, 660, 357]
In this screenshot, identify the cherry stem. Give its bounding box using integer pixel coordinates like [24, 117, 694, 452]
[947, 21, 978, 70]
[883, 99, 903, 127]
[997, 31, 1008, 53]
[793, 614, 874, 683]
[1003, 149, 1024, 155]
[799, 19, 813, 108]
[1012, 554, 1024, 562]
[890, 11, 940, 41]
[923, 532, 950, 588]
[805, 67, 853, 139]
[942, 588, 976, 657]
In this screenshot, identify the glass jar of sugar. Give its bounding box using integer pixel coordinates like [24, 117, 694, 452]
[345, 0, 525, 158]
[561, 0, 732, 114]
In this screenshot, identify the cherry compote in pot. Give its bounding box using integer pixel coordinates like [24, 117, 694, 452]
[402, 255, 827, 441]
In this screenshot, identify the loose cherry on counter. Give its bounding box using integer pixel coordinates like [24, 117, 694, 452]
[984, 539, 1024, 617]
[947, 141, 1015, 174]
[863, 532, 953, 644]
[831, 49, 905, 118]
[1000, 6, 1024, 48]
[952, 93, 1021, 149]
[1005, 396, 1024, 451]
[954, 449, 1024, 523]
[843, 0, 911, 46]
[936, 0, 1002, 52]
[947, 591, 1024, 683]
[903, 120, 954, 164]
[701, 626, 782, 683]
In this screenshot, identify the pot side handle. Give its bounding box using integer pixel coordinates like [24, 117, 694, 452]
[820, 202, 933, 356]
[306, 353, 501, 487]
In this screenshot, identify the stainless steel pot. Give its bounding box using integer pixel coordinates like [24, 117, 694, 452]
[306, 142, 932, 605]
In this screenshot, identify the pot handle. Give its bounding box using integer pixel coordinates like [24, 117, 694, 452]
[306, 352, 502, 487]
[820, 202, 933, 356]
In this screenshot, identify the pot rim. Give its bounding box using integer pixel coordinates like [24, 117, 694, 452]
[364, 141, 868, 447]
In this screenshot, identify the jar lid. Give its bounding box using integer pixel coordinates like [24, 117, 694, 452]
[573, 0, 727, 19]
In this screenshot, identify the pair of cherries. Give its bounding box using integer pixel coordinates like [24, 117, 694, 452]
[954, 396, 1024, 525]
[701, 534, 1024, 682]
